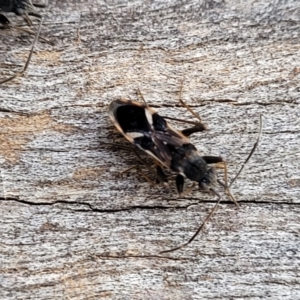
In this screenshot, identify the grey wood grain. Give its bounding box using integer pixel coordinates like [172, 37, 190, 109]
[0, 0, 299, 299]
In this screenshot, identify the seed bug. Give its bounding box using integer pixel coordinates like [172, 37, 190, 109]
[0, 15, 43, 84]
[0, 0, 47, 27]
[108, 84, 262, 253]
[0, 0, 47, 83]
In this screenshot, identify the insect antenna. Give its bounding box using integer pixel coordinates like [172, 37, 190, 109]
[160, 189, 222, 254]
[136, 88, 149, 107]
[229, 114, 263, 187]
[0, 16, 43, 84]
[160, 115, 263, 254]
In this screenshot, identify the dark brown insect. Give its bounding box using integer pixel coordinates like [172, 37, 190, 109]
[108, 85, 262, 252]
[0, 0, 47, 26]
[0, 0, 47, 84]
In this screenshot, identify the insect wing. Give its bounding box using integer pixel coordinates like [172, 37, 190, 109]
[108, 99, 190, 167]
[108, 99, 151, 142]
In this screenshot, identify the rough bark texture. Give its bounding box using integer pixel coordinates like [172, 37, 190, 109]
[0, 0, 299, 299]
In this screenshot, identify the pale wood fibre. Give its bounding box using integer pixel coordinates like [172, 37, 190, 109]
[0, 0, 299, 299]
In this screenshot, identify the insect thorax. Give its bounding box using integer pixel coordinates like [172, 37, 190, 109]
[169, 144, 209, 182]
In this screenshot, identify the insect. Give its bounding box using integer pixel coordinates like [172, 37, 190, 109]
[0, 1, 47, 83]
[108, 86, 262, 252]
[0, 0, 47, 27]
[0, 15, 43, 84]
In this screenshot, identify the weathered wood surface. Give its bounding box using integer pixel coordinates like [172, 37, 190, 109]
[0, 0, 300, 299]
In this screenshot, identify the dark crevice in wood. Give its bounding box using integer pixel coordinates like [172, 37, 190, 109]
[90, 254, 187, 261]
[1, 197, 299, 210]
[0, 108, 16, 113]
[233, 100, 298, 106]
[263, 130, 300, 135]
[0, 197, 188, 211]
[0, 197, 20, 201]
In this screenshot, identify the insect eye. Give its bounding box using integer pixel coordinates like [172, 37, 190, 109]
[199, 180, 209, 190]
[199, 171, 215, 190]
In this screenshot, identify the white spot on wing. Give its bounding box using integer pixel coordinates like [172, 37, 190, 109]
[145, 109, 153, 126]
[126, 132, 145, 139]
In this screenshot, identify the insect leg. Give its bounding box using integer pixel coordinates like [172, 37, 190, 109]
[205, 161, 240, 207]
[156, 166, 168, 184]
[159, 115, 207, 137]
[180, 124, 207, 137]
[168, 80, 208, 136]
[175, 174, 197, 196]
[201, 155, 238, 205]
[0, 16, 43, 84]
[0, 14, 10, 27]
[33, 0, 49, 8]
[178, 79, 203, 122]
[136, 82, 206, 136]
[131, 148, 169, 186]
[119, 166, 156, 186]
[175, 174, 185, 194]
[202, 156, 223, 164]
[15, 0, 46, 26]
[22, 13, 34, 26]
[154, 79, 207, 128]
